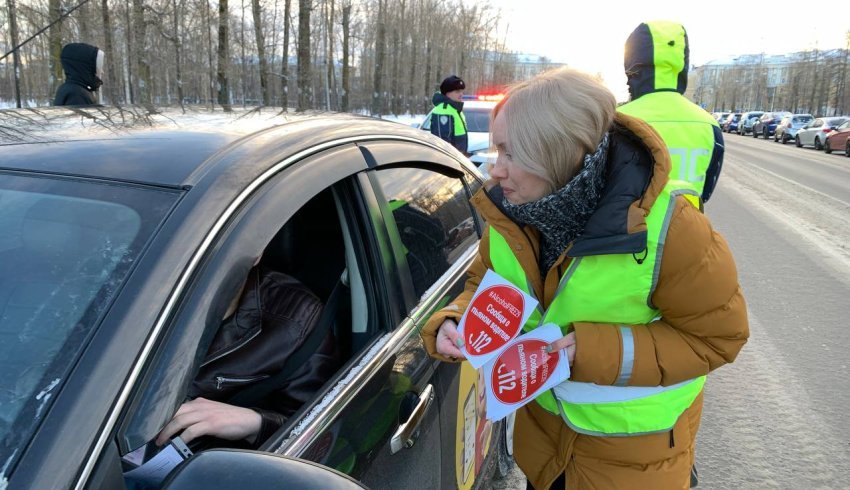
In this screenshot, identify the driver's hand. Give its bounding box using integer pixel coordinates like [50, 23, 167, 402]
[155, 397, 262, 446]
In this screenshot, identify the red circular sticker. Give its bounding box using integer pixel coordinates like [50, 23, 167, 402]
[463, 285, 525, 356]
[491, 339, 559, 405]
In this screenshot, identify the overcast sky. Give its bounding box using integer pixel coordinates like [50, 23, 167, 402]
[486, 0, 849, 101]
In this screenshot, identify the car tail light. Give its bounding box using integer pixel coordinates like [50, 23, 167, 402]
[822, 128, 831, 132]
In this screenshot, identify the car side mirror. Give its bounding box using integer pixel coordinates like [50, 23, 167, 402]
[162, 449, 367, 490]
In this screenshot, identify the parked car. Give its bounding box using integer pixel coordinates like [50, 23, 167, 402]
[795, 116, 849, 149]
[716, 112, 732, 128]
[753, 111, 791, 138]
[723, 113, 742, 133]
[0, 106, 514, 489]
[773, 113, 814, 143]
[823, 120, 850, 156]
[737, 111, 765, 135]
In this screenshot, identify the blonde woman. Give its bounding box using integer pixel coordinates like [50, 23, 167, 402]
[421, 67, 748, 488]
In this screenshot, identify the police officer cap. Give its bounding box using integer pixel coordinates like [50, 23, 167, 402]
[440, 75, 465, 95]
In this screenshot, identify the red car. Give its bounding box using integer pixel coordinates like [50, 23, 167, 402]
[824, 120, 850, 156]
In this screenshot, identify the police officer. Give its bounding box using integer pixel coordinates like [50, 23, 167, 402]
[430, 75, 468, 154]
[619, 21, 724, 205]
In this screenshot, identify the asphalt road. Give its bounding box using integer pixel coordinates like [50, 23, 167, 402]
[699, 133, 850, 488]
[493, 133, 850, 489]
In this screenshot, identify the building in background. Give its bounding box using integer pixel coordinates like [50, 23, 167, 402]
[690, 49, 849, 116]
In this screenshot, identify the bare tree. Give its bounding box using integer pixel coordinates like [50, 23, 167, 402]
[296, 0, 311, 111]
[217, 0, 231, 109]
[251, 0, 269, 105]
[6, 0, 23, 107]
[280, 0, 291, 109]
[340, 1, 350, 112]
[370, 0, 384, 115]
[48, 0, 63, 96]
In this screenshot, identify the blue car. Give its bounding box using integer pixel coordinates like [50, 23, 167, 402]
[723, 113, 742, 133]
[737, 111, 765, 135]
[753, 111, 791, 139]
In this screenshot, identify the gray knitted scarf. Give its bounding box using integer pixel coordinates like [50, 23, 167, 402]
[501, 132, 609, 272]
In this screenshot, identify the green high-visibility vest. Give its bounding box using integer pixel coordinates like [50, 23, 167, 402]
[619, 92, 718, 201]
[432, 102, 467, 137]
[487, 180, 705, 436]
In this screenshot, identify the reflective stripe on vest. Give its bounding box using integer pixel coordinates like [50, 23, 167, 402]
[487, 180, 705, 436]
[619, 92, 718, 200]
[432, 103, 467, 137]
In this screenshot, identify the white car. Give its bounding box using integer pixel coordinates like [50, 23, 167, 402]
[795, 117, 849, 150]
[419, 99, 497, 173]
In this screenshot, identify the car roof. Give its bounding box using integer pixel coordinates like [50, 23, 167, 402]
[0, 106, 441, 188]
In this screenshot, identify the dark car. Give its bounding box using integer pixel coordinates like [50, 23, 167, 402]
[773, 113, 813, 143]
[824, 120, 850, 156]
[0, 106, 513, 489]
[737, 111, 765, 135]
[753, 111, 791, 139]
[723, 113, 742, 133]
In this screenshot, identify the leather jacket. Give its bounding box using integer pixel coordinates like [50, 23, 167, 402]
[190, 266, 340, 445]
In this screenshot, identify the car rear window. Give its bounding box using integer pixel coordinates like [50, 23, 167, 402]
[793, 116, 813, 123]
[0, 173, 179, 471]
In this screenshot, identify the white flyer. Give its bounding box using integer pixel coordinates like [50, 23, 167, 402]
[457, 269, 539, 369]
[482, 324, 571, 421]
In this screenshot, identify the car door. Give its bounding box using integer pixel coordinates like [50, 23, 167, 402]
[357, 140, 506, 489]
[262, 145, 455, 489]
[800, 119, 821, 145]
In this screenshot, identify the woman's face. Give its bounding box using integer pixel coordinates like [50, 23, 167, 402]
[490, 110, 550, 204]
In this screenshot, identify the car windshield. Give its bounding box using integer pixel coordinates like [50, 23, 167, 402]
[0, 173, 179, 470]
[465, 108, 492, 133]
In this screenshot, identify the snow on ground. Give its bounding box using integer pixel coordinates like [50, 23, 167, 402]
[380, 113, 426, 128]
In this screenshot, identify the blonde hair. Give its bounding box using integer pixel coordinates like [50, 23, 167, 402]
[493, 67, 616, 191]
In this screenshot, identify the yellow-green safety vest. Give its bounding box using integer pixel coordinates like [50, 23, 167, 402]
[487, 180, 705, 436]
[431, 102, 467, 137]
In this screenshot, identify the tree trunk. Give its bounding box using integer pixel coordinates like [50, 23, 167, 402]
[123, 2, 134, 102]
[132, 0, 152, 104]
[101, 0, 119, 104]
[371, 0, 385, 115]
[171, 0, 184, 107]
[48, 0, 63, 97]
[341, 3, 350, 112]
[217, 0, 232, 110]
[6, 0, 22, 107]
[252, 0, 270, 105]
[281, 0, 292, 109]
[326, 0, 335, 110]
[296, 0, 311, 111]
[390, 27, 399, 114]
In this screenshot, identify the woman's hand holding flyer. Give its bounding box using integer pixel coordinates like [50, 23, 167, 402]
[456, 270, 571, 420]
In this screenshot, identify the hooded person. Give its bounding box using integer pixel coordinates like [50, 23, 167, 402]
[618, 21, 724, 204]
[53, 43, 104, 106]
[430, 75, 469, 154]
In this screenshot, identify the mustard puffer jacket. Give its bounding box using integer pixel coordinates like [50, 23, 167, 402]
[421, 112, 749, 488]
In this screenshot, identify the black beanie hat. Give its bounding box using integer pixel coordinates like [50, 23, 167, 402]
[440, 75, 465, 95]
